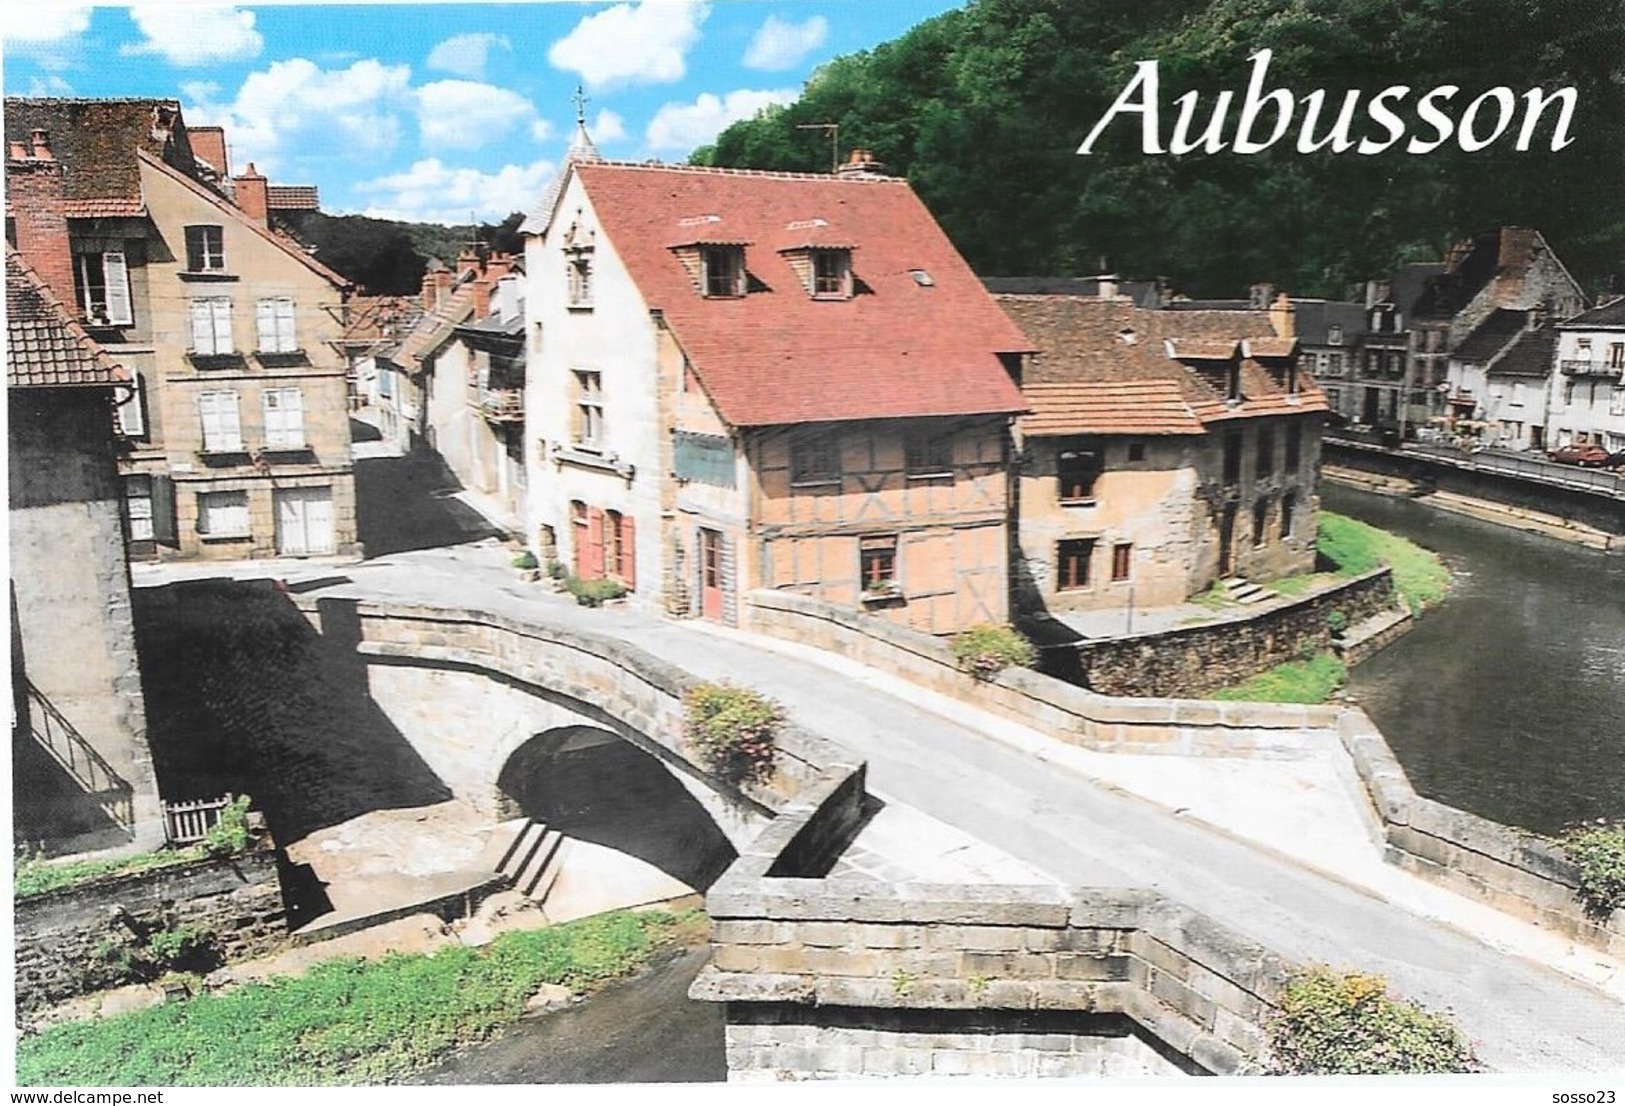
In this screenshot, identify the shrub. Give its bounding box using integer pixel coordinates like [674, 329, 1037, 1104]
[86, 922, 220, 992]
[563, 574, 627, 607]
[1213, 654, 1346, 704]
[950, 624, 1037, 679]
[511, 550, 539, 571]
[1326, 609, 1349, 635]
[1269, 966, 1476, 1075]
[203, 794, 254, 858]
[1560, 822, 1625, 919]
[546, 559, 566, 580]
[683, 682, 783, 784]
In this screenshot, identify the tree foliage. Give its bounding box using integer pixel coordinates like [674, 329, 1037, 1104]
[279, 211, 528, 295]
[701, 0, 1625, 298]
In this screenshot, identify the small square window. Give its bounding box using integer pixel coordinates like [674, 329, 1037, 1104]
[1057, 539, 1093, 591]
[1127, 441, 1146, 463]
[812, 250, 850, 297]
[185, 225, 226, 272]
[860, 534, 898, 594]
[702, 246, 744, 297]
[1058, 441, 1101, 503]
[905, 434, 952, 478]
[791, 432, 840, 485]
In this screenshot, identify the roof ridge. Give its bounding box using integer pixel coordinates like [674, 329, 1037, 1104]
[582, 159, 906, 184]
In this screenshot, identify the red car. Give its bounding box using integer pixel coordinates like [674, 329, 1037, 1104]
[1547, 443, 1612, 467]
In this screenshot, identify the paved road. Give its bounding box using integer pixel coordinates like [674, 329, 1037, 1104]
[139, 543, 1625, 1073]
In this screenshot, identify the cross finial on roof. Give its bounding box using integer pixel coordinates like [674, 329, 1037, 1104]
[572, 85, 589, 128]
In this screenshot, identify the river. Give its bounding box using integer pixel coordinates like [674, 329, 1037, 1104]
[1325, 482, 1625, 835]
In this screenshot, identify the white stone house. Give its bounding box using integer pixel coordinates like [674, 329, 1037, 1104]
[1549, 298, 1625, 454]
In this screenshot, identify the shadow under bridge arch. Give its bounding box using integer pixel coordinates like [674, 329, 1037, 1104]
[496, 724, 739, 892]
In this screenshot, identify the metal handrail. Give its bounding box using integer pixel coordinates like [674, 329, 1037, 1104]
[17, 679, 134, 830]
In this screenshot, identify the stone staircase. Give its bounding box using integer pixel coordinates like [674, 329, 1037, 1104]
[484, 818, 569, 904]
[1219, 577, 1272, 605]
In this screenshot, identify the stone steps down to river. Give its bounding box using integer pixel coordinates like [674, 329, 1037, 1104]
[1219, 577, 1271, 604]
[484, 818, 568, 904]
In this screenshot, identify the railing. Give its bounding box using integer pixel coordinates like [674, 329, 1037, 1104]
[1330, 434, 1625, 497]
[1560, 360, 1625, 379]
[477, 388, 525, 422]
[165, 794, 233, 846]
[16, 679, 134, 832]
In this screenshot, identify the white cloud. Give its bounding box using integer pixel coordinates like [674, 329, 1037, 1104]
[123, 5, 263, 67]
[184, 58, 414, 177]
[180, 80, 221, 103]
[27, 75, 76, 97]
[646, 89, 796, 152]
[352, 157, 558, 224]
[2, 4, 92, 46]
[548, 0, 708, 89]
[592, 109, 628, 145]
[742, 14, 827, 72]
[426, 33, 510, 80]
[416, 79, 549, 152]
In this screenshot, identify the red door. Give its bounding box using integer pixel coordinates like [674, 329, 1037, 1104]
[699, 528, 723, 620]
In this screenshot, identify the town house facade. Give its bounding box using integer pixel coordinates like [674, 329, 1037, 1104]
[5, 99, 357, 561]
[522, 154, 1032, 634]
[1549, 298, 1625, 455]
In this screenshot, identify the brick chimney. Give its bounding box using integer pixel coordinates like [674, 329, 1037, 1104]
[6, 142, 76, 315]
[1268, 291, 1296, 339]
[232, 163, 268, 226]
[189, 125, 229, 178]
[835, 148, 888, 178]
[421, 258, 452, 311]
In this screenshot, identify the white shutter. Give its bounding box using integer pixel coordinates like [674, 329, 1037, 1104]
[256, 299, 277, 352]
[211, 298, 233, 354]
[102, 252, 133, 325]
[115, 370, 145, 438]
[190, 300, 215, 354]
[263, 388, 304, 449]
[199, 391, 242, 451]
[275, 298, 296, 351]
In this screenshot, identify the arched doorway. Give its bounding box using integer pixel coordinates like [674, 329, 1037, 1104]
[496, 726, 738, 893]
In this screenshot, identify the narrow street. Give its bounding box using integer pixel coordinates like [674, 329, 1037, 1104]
[136, 540, 1625, 1073]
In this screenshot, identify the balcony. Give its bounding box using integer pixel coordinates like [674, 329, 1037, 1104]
[1560, 360, 1623, 379]
[477, 388, 525, 423]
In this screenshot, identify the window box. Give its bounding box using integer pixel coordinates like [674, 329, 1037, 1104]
[860, 581, 903, 604]
[187, 352, 247, 371]
[253, 349, 310, 368]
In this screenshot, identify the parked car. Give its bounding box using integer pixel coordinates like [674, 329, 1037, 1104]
[1609, 450, 1625, 471]
[1547, 443, 1612, 467]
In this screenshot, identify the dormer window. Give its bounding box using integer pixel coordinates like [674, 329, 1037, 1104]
[812, 249, 851, 297]
[703, 246, 745, 297]
[1328, 324, 1343, 345]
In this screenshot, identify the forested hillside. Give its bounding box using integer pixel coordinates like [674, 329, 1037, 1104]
[279, 211, 525, 295]
[698, 0, 1625, 298]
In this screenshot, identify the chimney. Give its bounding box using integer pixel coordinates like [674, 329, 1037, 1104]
[189, 126, 230, 178]
[1249, 282, 1274, 309]
[7, 156, 77, 316]
[835, 147, 888, 178]
[233, 163, 268, 226]
[1364, 279, 1390, 309]
[422, 259, 451, 311]
[1529, 301, 1548, 330]
[1097, 275, 1119, 300]
[1269, 291, 1296, 339]
[28, 129, 55, 161]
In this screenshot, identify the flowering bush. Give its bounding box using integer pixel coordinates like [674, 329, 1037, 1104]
[950, 624, 1037, 679]
[683, 682, 783, 785]
[1268, 966, 1475, 1074]
[1560, 821, 1625, 919]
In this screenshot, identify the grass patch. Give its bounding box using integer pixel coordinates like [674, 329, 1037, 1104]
[1189, 580, 1236, 610]
[15, 847, 210, 900]
[1318, 512, 1449, 614]
[17, 909, 705, 1086]
[1212, 653, 1347, 704]
[1265, 571, 1341, 599]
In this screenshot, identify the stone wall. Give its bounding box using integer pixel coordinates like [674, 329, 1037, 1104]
[1339, 713, 1625, 958]
[15, 845, 286, 1013]
[744, 588, 1338, 757]
[1056, 567, 1400, 698]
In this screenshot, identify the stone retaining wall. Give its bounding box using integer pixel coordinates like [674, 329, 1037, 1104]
[1339, 714, 1625, 958]
[15, 845, 286, 1013]
[1056, 568, 1400, 698]
[745, 589, 1337, 757]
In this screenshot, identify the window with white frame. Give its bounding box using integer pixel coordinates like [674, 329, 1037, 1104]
[262, 388, 305, 449]
[184, 225, 226, 272]
[573, 370, 604, 448]
[255, 297, 297, 353]
[811, 249, 851, 297]
[197, 490, 249, 538]
[1612, 388, 1625, 417]
[189, 297, 234, 355]
[198, 390, 243, 452]
[702, 246, 745, 297]
[73, 249, 133, 326]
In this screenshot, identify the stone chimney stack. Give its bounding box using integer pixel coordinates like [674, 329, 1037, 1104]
[1268, 291, 1297, 339]
[233, 163, 269, 226]
[835, 148, 888, 178]
[6, 141, 76, 313]
[1097, 275, 1119, 300]
[421, 258, 451, 311]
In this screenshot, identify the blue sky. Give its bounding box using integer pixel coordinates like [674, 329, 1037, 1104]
[4, 1, 960, 224]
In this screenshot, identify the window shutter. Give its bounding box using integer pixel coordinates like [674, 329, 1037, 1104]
[190, 300, 214, 353]
[115, 370, 146, 438]
[224, 391, 241, 448]
[212, 298, 233, 353]
[102, 252, 133, 325]
[186, 229, 204, 273]
[619, 514, 636, 590]
[276, 298, 296, 351]
[151, 475, 177, 545]
[585, 507, 605, 581]
[256, 299, 276, 351]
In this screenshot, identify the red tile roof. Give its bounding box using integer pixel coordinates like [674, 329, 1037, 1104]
[267, 184, 320, 211]
[996, 296, 1325, 434]
[1023, 380, 1203, 436]
[388, 286, 474, 365]
[573, 162, 1031, 427]
[6, 246, 125, 388]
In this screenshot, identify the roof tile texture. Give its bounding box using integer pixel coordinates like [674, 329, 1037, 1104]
[574, 162, 1031, 427]
[6, 246, 123, 388]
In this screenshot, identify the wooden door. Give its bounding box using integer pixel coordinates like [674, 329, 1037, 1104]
[699, 528, 723, 621]
[1218, 502, 1237, 576]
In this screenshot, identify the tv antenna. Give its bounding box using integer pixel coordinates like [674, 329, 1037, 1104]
[796, 122, 839, 173]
